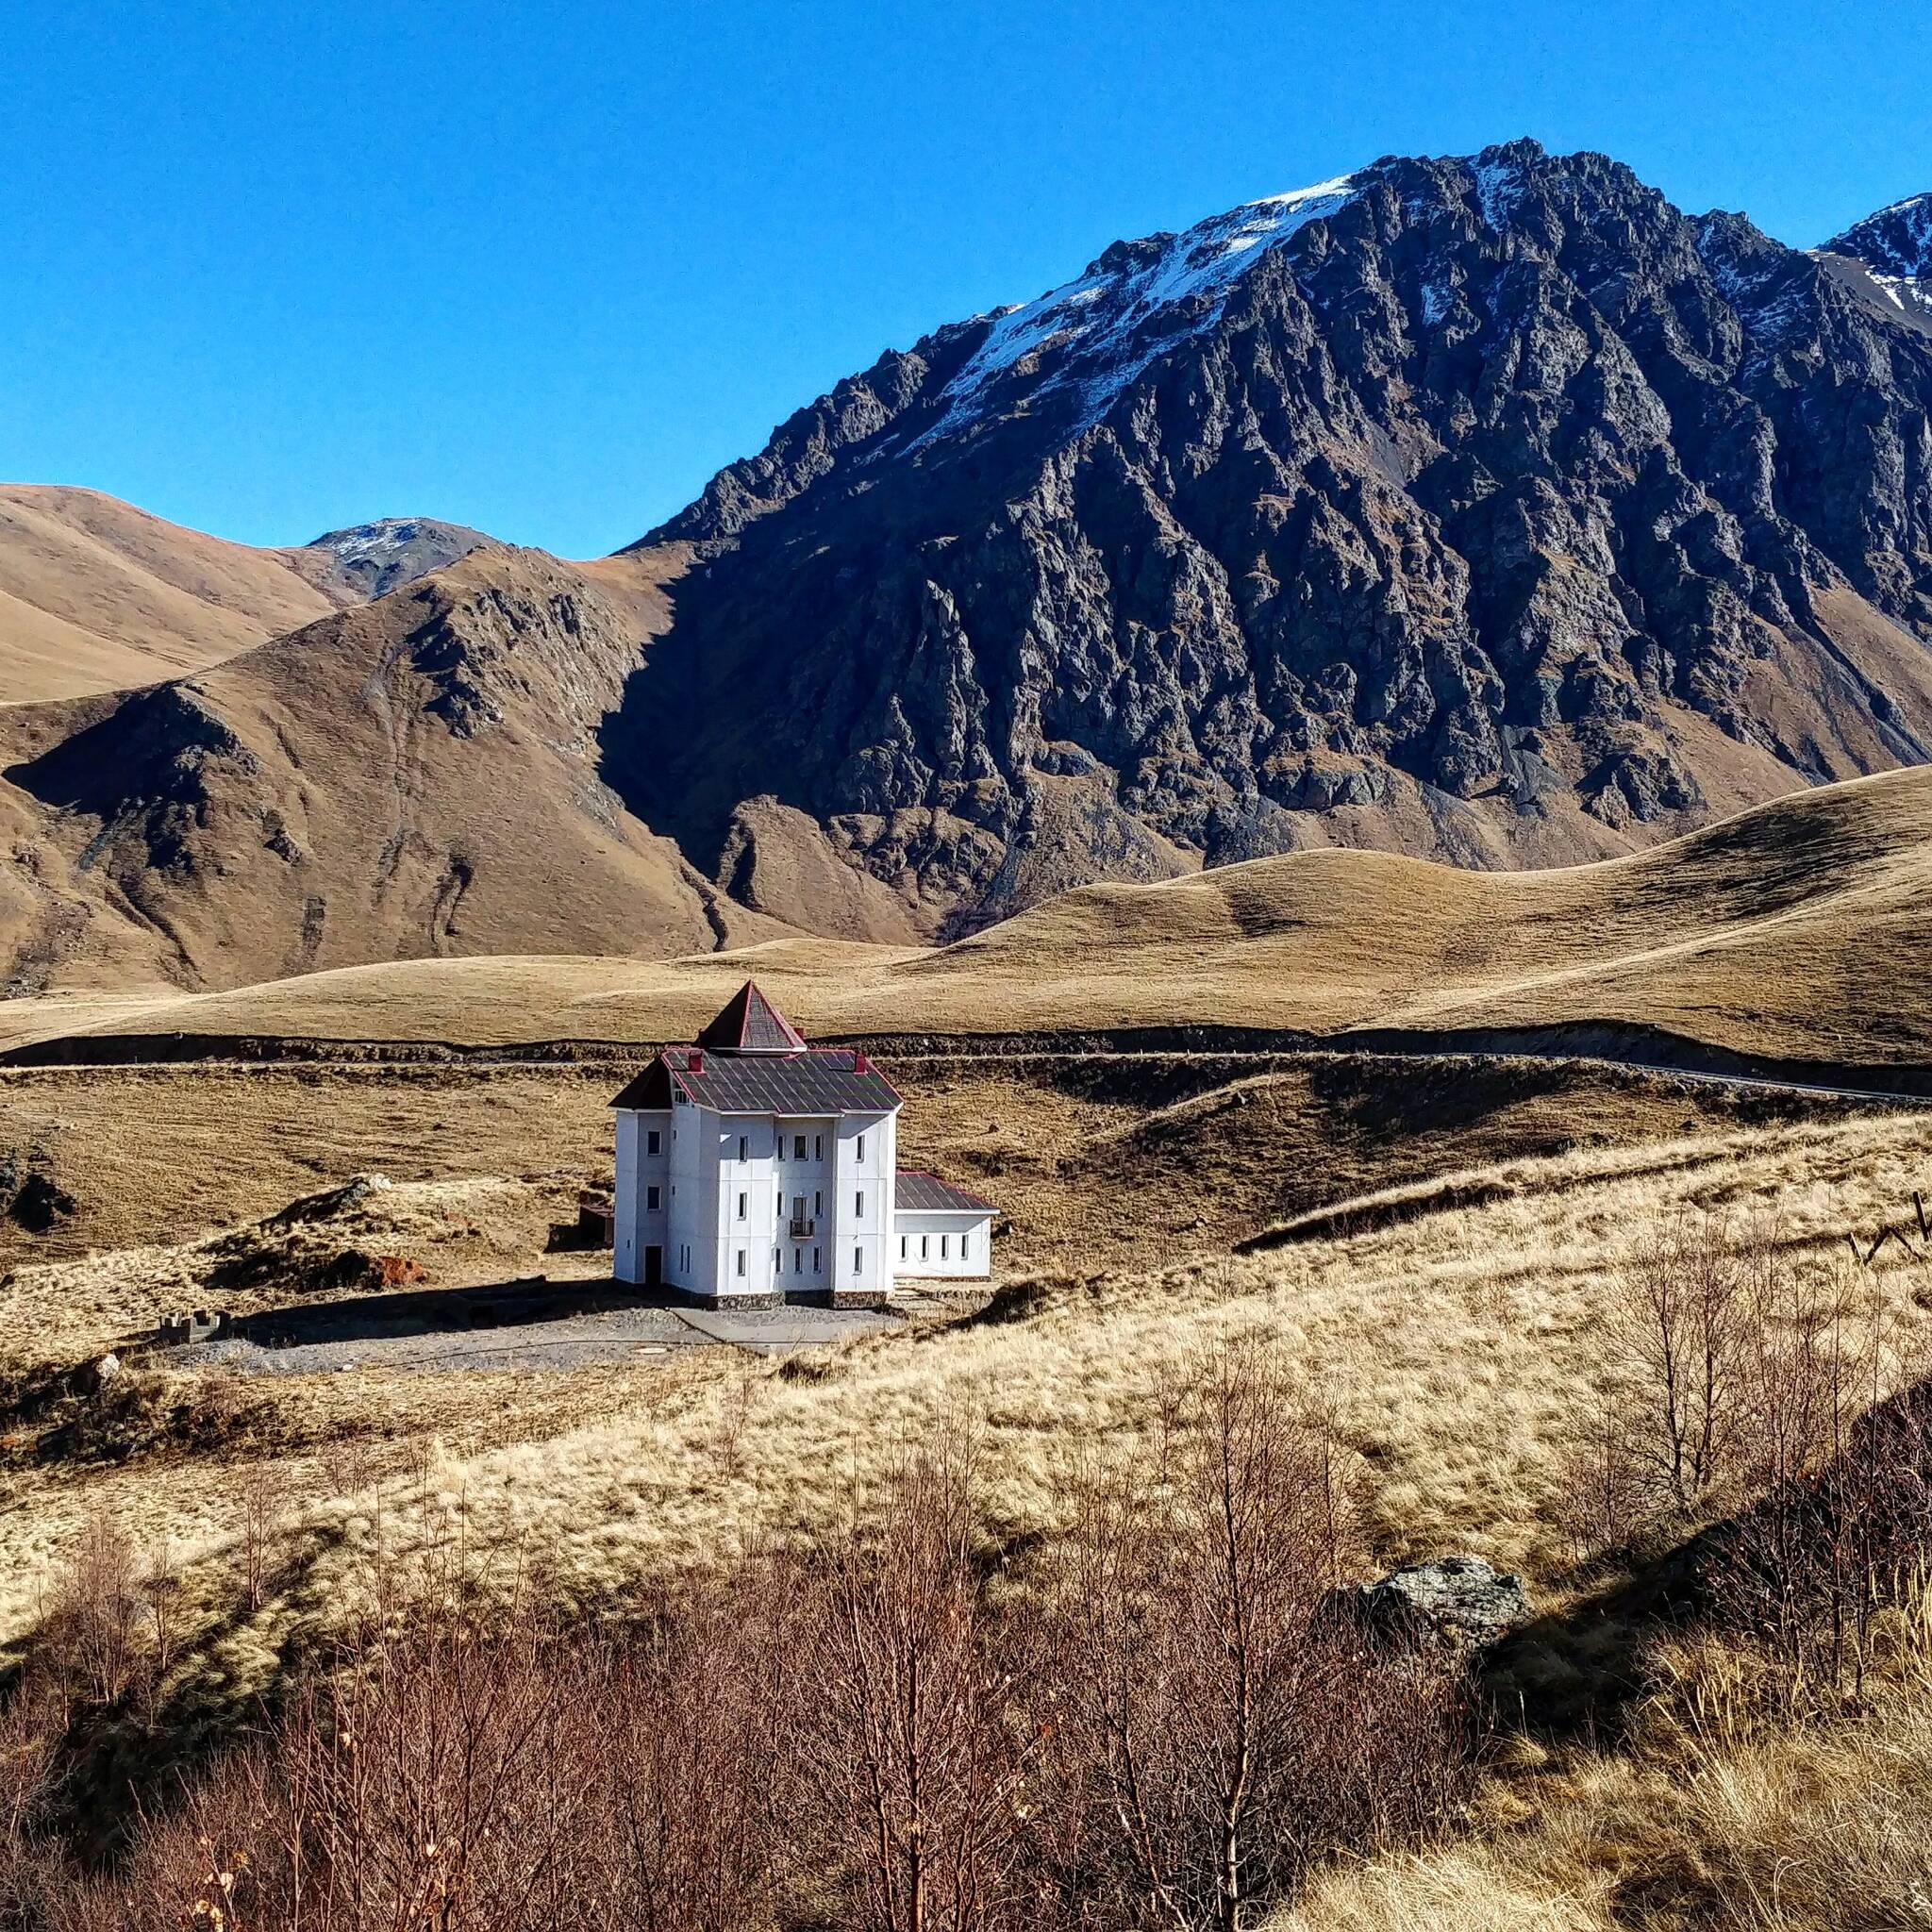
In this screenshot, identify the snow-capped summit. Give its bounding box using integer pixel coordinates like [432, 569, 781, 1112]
[916, 175, 1361, 442]
[306, 517, 500, 599]
[1822, 192, 1932, 322]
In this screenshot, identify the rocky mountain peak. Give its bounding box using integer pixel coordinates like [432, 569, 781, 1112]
[306, 517, 500, 599]
[1822, 192, 1932, 322]
[610, 142, 1932, 938]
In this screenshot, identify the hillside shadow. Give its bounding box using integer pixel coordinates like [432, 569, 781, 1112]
[204, 1275, 679, 1352]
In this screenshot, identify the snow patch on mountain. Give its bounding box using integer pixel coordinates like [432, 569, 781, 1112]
[914, 175, 1360, 444]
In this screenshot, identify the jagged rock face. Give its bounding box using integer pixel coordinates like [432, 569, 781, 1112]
[617, 142, 1932, 934]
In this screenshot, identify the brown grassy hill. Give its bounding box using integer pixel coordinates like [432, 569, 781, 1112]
[0, 486, 355, 703]
[13, 764, 1928, 1067]
[0, 488, 503, 707]
[0, 543, 789, 993]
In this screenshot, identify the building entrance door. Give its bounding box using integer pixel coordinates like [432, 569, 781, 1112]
[643, 1244, 662, 1286]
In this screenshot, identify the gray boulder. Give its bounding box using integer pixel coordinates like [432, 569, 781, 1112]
[1357, 1555, 1531, 1653]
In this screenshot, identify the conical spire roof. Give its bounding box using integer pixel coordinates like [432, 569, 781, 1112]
[693, 979, 808, 1055]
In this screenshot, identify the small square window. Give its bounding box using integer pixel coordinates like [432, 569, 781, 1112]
[646, 1129, 660, 1156]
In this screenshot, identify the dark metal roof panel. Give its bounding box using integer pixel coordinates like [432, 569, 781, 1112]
[895, 1170, 995, 1213]
[665, 1047, 900, 1115]
[694, 980, 808, 1054]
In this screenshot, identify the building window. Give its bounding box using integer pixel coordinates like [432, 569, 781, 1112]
[857, 1133, 866, 1161]
[737, 1191, 747, 1220]
[814, 1190, 823, 1216]
[646, 1185, 660, 1211]
[853, 1246, 862, 1276]
[775, 1188, 783, 1216]
[739, 1135, 748, 1161]
[941, 1235, 950, 1259]
[921, 1236, 929, 1259]
[813, 1247, 821, 1274]
[961, 1231, 971, 1259]
[794, 1248, 802, 1273]
[814, 1135, 824, 1160]
[736, 1249, 746, 1277]
[900, 1234, 908, 1258]
[855, 1191, 864, 1217]
[774, 1246, 781, 1269]
[794, 1135, 807, 1159]
[646, 1129, 660, 1156]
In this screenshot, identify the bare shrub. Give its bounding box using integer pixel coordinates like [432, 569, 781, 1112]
[1615, 1209, 1752, 1524]
[1034, 1341, 1467, 1931]
[230, 1461, 289, 1615]
[45, 1507, 141, 1708]
[588, 1565, 791, 1931]
[785, 1433, 1038, 1932]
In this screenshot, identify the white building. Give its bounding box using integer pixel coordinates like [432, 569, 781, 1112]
[610, 981, 993, 1306]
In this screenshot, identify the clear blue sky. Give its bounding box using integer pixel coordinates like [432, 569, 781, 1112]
[7, 0, 1927, 557]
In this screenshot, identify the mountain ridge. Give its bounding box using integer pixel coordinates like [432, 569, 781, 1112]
[4, 141, 1932, 990]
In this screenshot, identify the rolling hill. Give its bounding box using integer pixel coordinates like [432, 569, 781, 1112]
[9, 764, 1926, 1069]
[0, 542, 782, 995]
[0, 486, 497, 705]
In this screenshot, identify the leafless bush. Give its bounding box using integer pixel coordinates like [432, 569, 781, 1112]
[44, 1508, 141, 1709]
[1032, 1341, 1467, 1931]
[783, 1433, 1038, 1932]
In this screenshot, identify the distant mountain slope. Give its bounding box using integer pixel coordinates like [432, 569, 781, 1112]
[19, 765, 1931, 1071]
[305, 518, 499, 599]
[610, 142, 1932, 936]
[0, 486, 346, 703]
[0, 489, 497, 704]
[0, 543, 785, 992]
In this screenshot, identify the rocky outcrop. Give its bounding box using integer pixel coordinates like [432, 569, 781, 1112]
[610, 142, 1932, 934]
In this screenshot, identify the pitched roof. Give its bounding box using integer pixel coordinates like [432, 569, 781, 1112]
[895, 1169, 995, 1213]
[694, 980, 808, 1055]
[611, 1046, 901, 1116]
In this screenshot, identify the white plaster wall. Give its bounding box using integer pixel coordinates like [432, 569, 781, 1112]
[893, 1208, 993, 1280]
[832, 1110, 895, 1296]
[614, 1109, 672, 1284]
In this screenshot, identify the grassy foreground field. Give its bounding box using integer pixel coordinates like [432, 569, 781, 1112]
[8, 765, 1927, 1068]
[2, 1025, 1930, 1924]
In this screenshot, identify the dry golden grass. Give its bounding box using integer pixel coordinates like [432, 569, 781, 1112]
[8, 1094, 1928, 1680]
[28, 764, 1930, 1067]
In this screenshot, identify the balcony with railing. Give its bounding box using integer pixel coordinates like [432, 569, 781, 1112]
[788, 1215, 817, 1238]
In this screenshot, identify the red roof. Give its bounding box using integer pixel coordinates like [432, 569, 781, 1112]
[694, 979, 808, 1055]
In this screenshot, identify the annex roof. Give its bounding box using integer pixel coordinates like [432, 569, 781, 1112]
[610, 1046, 901, 1117]
[895, 1170, 995, 1214]
[694, 980, 808, 1055]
